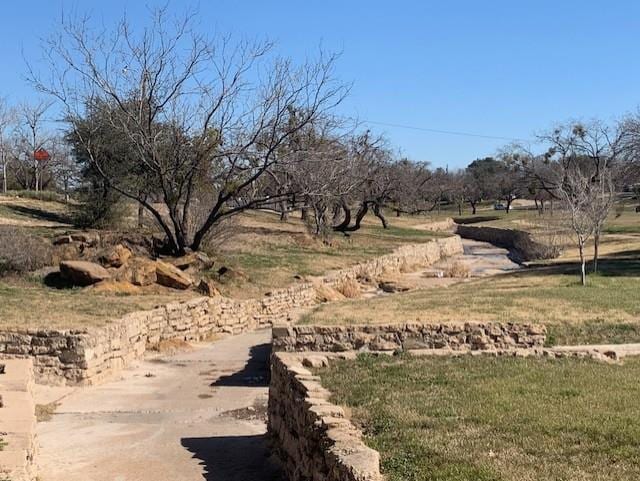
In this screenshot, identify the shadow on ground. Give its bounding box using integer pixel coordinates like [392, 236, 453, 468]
[527, 251, 640, 278]
[211, 343, 271, 387]
[181, 435, 284, 481]
[4, 204, 73, 224]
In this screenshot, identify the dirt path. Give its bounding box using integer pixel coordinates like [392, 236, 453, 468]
[35, 330, 284, 481]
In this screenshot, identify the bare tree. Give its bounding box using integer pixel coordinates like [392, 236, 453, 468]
[15, 100, 52, 192]
[0, 98, 16, 193]
[558, 162, 609, 285]
[31, 7, 347, 255]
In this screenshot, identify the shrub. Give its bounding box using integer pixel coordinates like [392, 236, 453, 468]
[334, 278, 361, 298]
[73, 186, 128, 229]
[0, 226, 54, 275]
[442, 260, 471, 278]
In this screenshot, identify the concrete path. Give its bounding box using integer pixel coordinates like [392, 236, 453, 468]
[35, 330, 284, 481]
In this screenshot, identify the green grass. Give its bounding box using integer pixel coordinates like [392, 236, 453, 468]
[318, 354, 640, 481]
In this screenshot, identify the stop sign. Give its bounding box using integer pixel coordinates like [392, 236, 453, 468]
[34, 148, 50, 162]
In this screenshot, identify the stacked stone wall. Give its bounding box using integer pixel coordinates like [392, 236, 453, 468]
[269, 352, 382, 481]
[454, 224, 559, 262]
[273, 322, 547, 353]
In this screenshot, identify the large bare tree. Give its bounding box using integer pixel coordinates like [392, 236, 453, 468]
[30, 8, 347, 255]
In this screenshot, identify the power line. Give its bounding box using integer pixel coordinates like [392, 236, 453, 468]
[357, 118, 528, 142]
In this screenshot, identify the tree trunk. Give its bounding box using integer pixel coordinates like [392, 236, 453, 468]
[137, 203, 145, 228]
[372, 203, 388, 229]
[395, 209, 401, 217]
[593, 230, 600, 273]
[470, 202, 477, 215]
[505, 198, 512, 214]
[458, 203, 462, 216]
[578, 242, 586, 286]
[279, 200, 289, 221]
[2, 160, 6, 194]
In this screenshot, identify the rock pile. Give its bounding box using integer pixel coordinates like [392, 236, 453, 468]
[52, 233, 221, 294]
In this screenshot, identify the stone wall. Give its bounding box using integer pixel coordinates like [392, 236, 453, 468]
[269, 352, 382, 481]
[0, 283, 316, 385]
[322, 235, 463, 286]
[454, 224, 559, 262]
[273, 322, 547, 353]
[0, 236, 462, 385]
[0, 359, 37, 481]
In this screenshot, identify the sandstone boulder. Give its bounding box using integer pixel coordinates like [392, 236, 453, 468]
[156, 261, 193, 289]
[70, 232, 100, 246]
[197, 278, 221, 297]
[52, 235, 73, 246]
[99, 244, 133, 268]
[167, 252, 213, 271]
[378, 280, 411, 293]
[59, 260, 111, 286]
[123, 258, 157, 286]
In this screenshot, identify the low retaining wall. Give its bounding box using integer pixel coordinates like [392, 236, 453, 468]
[0, 284, 315, 385]
[269, 352, 382, 481]
[0, 236, 462, 385]
[322, 235, 463, 286]
[0, 359, 37, 481]
[273, 322, 547, 353]
[454, 224, 559, 262]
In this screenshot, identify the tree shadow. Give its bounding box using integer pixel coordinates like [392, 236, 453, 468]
[181, 435, 284, 481]
[526, 250, 640, 278]
[4, 204, 73, 224]
[211, 343, 271, 387]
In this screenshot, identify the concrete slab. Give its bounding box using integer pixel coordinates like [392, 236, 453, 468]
[36, 330, 284, 481]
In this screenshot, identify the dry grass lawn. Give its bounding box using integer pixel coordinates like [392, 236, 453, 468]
[302, 235, 640, 345]
[0, 277, 196, 329]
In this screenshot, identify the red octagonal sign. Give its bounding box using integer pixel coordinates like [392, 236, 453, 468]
[34, 148, 50, 162]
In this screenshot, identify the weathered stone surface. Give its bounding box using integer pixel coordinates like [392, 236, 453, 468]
[52, 234, 72, 245]
[156, 261, 194, 289]
[269, 353, 383, 481]
[273, 322, 547, 353]
[60, 260, 111, 286]
[197, 278, 221, 297]
[125, 257, 157, 286]
[99, 244, 132, 268]
[378, 280, 411, 293]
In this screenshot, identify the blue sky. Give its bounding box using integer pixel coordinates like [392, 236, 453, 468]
[2, 1, 640, 168]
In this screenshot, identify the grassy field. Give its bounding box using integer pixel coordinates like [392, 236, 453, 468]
[211, 210, 446, 298]
[0, 277, 196, 329]
[302, 248, 640, 345]
[319, 354, 640, 481]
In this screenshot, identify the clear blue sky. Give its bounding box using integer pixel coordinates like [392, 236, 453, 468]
[2, 1, 640, 168]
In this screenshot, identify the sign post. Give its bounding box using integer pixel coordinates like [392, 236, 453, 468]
[33, 148, 50, 192]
